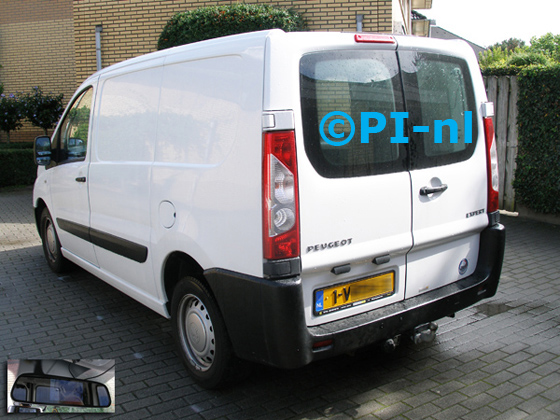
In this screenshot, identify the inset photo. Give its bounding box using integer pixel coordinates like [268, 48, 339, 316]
[7, 359, 115, 414]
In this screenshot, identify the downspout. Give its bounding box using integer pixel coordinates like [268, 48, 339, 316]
[95, 25, 103, 71]
[356, 14, 364, 32]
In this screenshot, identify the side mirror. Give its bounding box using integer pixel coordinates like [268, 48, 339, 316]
[34, 136, 52, 166]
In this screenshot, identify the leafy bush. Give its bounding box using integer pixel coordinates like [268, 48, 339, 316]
[23, 86, 64, 136]
[157, 3, 306, 50]
[0, 141, 33, 150]
[507, 52, 550, 67]
[513, 64, 560, 214]
[0, 92, 24, 143]
[0, 148, 36, 187]
[528, 32, 560, 59]
[480, 33, 560, 76]
[488, 37, 526, 52]
[482, 33, 560, 214]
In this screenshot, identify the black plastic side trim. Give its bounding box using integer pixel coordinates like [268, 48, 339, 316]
[90, 228, 148, 263]
[57, 218, 90, 242]
[204, 269, 311, 368]
[56, 218, 148, 263]
[263, 257, 301, 279]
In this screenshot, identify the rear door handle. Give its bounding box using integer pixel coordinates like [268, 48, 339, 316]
[420, 184, 448, 196]
[75, 177, 86, 183]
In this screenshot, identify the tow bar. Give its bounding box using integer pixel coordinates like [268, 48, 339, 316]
[412, 322, 438, 345]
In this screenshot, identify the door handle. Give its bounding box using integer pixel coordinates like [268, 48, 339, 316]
[420, 184, 448, 196]
[75, 177, 86, 183]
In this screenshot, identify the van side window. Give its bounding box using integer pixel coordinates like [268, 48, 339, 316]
[56, 87, 94, 163]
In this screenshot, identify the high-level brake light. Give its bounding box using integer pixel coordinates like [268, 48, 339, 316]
[354, 34, 396, 44]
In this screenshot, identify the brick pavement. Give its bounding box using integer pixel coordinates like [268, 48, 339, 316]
[1, 187, 559, 419]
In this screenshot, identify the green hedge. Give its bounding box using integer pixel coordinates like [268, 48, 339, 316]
[157, 3, 306, 50]
[481, 65, 523, 77]
[0, 141, 33, 150]
[0, 148, 36, 188]
[513, 64, 560, 213]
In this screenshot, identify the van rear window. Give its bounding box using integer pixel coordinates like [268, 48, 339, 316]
[300, 50, 477, 178]
[300, 51, 407, 178]
[399, 52, 478, 170]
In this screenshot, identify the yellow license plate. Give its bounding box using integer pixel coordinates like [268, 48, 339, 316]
[314, 272, 395, 316]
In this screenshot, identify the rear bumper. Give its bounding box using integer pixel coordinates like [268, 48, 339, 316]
[205, 222, 505, 369]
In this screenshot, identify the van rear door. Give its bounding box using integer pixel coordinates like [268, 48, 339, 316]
[397, 47, 489, 298]
[298, 49, 412, 326]
[297, 39, 489, 325]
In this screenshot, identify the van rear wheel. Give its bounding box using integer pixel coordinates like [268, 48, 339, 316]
[39, 208, 71, 273]
[171, 276, 243, 389]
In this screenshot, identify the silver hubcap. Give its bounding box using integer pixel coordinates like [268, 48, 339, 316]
[45, 220, 58, 261]
[178, 294, 215, 371]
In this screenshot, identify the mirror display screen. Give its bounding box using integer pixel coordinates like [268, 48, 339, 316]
[36, 379, 85, 405]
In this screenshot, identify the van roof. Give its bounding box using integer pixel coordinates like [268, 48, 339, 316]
[83, 29, 474, 85]
[88, 29, 282, 81]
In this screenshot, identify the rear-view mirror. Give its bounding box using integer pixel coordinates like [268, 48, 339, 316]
[34, 136, 52, 166]
[11, 375, 111, 408]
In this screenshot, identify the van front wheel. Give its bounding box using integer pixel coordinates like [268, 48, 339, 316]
[171, 276, 240, 389]
[39, 208, 70, 273]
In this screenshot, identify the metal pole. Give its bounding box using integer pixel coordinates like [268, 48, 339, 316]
[356, 14, 364, 32]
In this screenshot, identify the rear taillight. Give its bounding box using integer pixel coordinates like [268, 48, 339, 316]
[483, 116, 499, 213]
[263, 131, 300, 260]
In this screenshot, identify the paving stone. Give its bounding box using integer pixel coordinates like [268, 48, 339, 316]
[489, 394, 525, 412]
[432, 391, 468, 409]
[431, 404, 471, 420]
[491, 408, 530, 420]
[518, 395, 556, 415]
[514, 382, 548, 400]
[461, 405, 500, 420]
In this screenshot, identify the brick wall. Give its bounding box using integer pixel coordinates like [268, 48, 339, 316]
[1, 0, 392, 143]
[0, 0, 76, 142]
[74, 0, 393, 84]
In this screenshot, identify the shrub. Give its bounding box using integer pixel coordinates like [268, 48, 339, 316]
[157, 3, 307, 50]
[513, 64, 560, 214]
[0, 148, 36, 187]
[480, 33, 560, 76]
[528, 32, 560, 58]
[507, 52, 550, 67]
[23, 86, 64, 136]
[0, 92, 24, 143]
[0, 141, 33, 150]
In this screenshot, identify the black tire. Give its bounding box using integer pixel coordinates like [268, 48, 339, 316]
[39, 207, 71, 273]
[171, 276, 245, 389]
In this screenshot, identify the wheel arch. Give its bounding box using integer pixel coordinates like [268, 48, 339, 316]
[163, 251, 206, 314]
[34, 198, 48, 234]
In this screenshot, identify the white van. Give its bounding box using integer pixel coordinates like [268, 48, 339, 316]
[33, 29, 505, 388]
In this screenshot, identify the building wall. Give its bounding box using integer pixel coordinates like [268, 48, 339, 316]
[1, 0, 392, 143]
[74, 0, 393, 84]
[0, 0, 76, 142]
